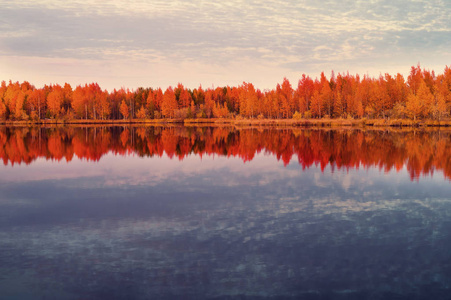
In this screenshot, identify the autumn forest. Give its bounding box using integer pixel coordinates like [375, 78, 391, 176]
[1, 65, 451, 123]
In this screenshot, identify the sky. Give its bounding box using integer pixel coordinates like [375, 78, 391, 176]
[0, 0, 450, 91]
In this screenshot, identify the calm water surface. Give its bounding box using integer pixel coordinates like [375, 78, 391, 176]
[0, 126, 451, 299]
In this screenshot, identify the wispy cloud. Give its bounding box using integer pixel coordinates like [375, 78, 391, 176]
[0, 0, 450, 90]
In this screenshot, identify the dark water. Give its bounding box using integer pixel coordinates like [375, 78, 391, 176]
[0, 126, 451, 299]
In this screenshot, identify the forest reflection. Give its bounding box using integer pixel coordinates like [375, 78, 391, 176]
[1, 125, 450, 181]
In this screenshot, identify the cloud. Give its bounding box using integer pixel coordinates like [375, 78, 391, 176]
[0, 0, 450, 90]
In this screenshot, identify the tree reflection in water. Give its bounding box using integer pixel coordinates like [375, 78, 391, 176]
[1, 125, 450, 181]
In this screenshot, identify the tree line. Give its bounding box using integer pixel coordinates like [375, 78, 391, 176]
[1, 64, 450, 121]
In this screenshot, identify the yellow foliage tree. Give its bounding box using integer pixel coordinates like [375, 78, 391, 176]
[136, 106, 147, 119]
[119, 100, 129, 120]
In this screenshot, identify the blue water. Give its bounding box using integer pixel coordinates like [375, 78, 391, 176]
[0, 128, 450, 299]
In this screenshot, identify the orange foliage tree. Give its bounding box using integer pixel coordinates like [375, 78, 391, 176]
[1, 64, 451, 122]
[119, 100, 129, 120]
[47, 85, 64, 118]
[162, 87, 177, 118]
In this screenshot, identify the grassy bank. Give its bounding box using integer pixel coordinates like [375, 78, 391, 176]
[2, 118, 451, 127]
[0, 118, 184, 126]
[185, 118, 451, 127]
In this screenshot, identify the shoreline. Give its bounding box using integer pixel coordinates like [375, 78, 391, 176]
[1, 118, 451, 128]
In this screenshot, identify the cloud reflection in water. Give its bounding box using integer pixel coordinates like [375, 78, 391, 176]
[0, 127, 451, 299]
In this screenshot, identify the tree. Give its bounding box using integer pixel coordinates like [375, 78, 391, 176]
[87, 83, 105, 120]
[239, 82, 258, 118]
[0, 101, 6, 120]
[310, 90, 322, 118]
[406, 92, 422, 121]
[432, 93, 448, 120]
[120, 100, 129, 119]
[72, 85, 88, 119]
[177, 84, 192, 108]
[320, 72, 332, 117]
[407, 64, 423, 95]
[161, 87, 177, 118]
[333, 90, 343, 118]
[204, 90, 215, 118]
[62, 83, 73, 112]
[136, 106, 147, 119]
[416, 80, 434, 119]
[3, 81, 20, 119]
[98, 91, 110, 120]
[277, 78, 294, 118]
[213, 102, 229, 118]
[27, 89, 45, 120]
[47, 85, 64, 118]
[154, 88, 164, 111]
[146, 90, 156, 119]
[126, 89, 134, 119]
[296, 74, 314, 114]
[14, 91, 27, 120]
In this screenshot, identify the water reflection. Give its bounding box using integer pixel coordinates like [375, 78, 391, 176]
[1, 125, 451, 180]
[0, 126, 451, 299]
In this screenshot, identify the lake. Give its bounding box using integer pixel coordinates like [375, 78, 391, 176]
[0, 126, 450, 299]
